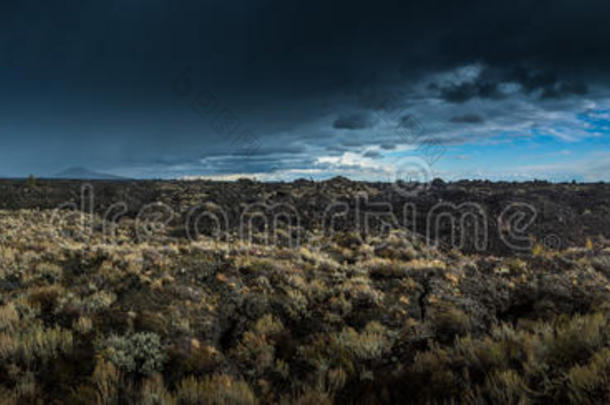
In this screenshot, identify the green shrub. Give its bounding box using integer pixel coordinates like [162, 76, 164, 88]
[98, 332, 166, 376]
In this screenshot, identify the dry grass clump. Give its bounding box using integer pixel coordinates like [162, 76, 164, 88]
[232, 315, 285, 376]
[363, 257, 406, 278]
[0, 321, 73, 365]
[332, 321, 394, 361]
[591, 254, 610, 278]
[430, 306, 471, 343]
[566, 348, 610, 404]
[0, 303, 19, 332]
[91, 358, 121, 403]
[140, 373, 177, 405]
[175, 375, 257, 405]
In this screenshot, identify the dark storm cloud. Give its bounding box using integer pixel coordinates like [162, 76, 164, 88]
[325, 145, 350, 154]
[354, 80, 411, 112]
[1, 0, 610, 177]
[397, 115, 425, 133]
[431, 65, 590, 104]
[540, 81, 589, 99]
[439, 81, 503, 103]
[363, 150, 381, 158]
[333, 112, 377, 130]
[450, 114, 485, 124]
[200, 153, 317, 175]
[507, 66, 589, 98]
[342, 140, 368, 147]
[229, 145, 307, 157]
[5, 0, 607, 97]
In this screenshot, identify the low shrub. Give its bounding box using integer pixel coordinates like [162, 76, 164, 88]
[97, 332, 166, 376]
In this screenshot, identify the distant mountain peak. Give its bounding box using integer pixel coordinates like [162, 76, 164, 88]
[53, 167, 128, 180]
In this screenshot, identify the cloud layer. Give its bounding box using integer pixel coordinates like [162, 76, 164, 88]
[0, 1, 609, 180]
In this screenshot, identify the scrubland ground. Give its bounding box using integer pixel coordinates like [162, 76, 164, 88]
[1, 208, 610, 404]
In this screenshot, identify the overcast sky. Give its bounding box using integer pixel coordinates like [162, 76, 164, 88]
[1, 0, 609, 181]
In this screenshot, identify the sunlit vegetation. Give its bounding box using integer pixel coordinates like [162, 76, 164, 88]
[0, 209, 609, 403]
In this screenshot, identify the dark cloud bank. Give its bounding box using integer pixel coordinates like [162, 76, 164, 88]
[0, 0, 609, 178]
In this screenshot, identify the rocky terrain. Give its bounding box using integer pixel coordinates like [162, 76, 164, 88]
[0, 179, 609, 403]
[1, 177, 609, 255]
